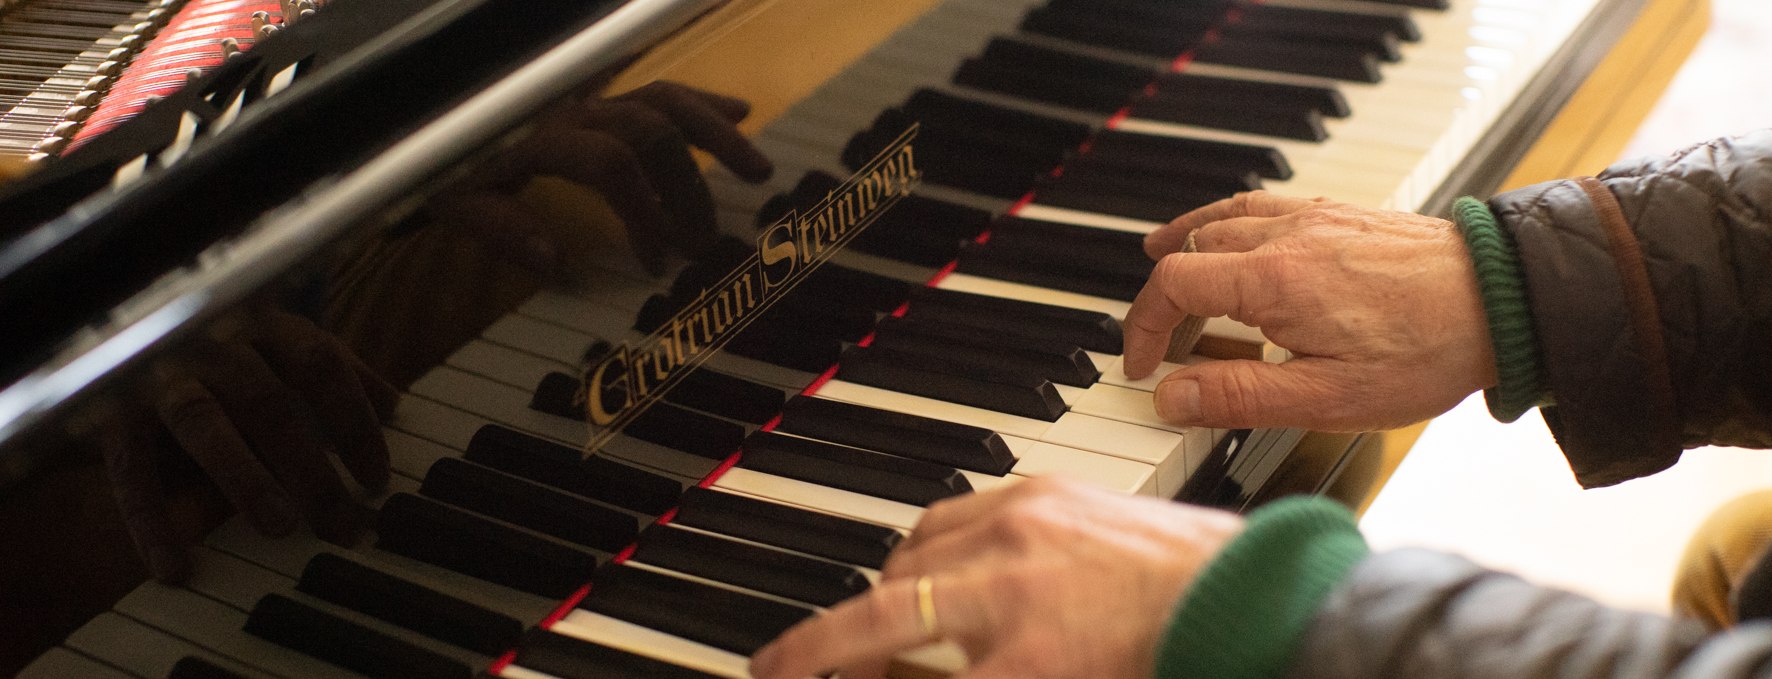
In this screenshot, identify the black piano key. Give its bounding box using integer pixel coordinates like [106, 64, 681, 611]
[799, 263, 917, 312]
[666, 369, 787, 425]
[953, 57, 1134, 114]
[674, 486, 902, 568]
[904, 286, 1125, 355]
[243, 594, 472, 679]
[774, 395, 1017, 475]
[741, 430, 972, 507]
[514, 629, 721, 679]
[1045, 162, 1258, 204]
[1020, 6, 1214, 56]
[531, 371, 587, 420]
[720, 322, 845, 373]
[419, 457, 641, 553]
[1087, 129, 1291, 180]
[376, 493, 602, 599]
[295, 553, 524, 657]
[1127, 97, 1326, 141]
[836, 345, 1067, 421]
[167, 657, 251, 679]
[869, 316, 1102, 387]
[1031, 180, 1212, 223]
[872, 313, 1104, 371]
[848, 224, 970, 267]
[633, 524, 872, 607]
[464, 425, 684, 515]
[1233, 9, 1406, 60]
[621, 401, 746, 460]
[583, 564, 816, 655]
[985, 216, 1156, 275]
[902, 89, 1094, 148]
[1346, 0, 1446, 13]
[536, 370, 785, 426]
[1197, 38, 1382, 83]
[1152, 73, 1349, 118]
[976, 36, 1155, 91]
[955, 242, 1149, 303]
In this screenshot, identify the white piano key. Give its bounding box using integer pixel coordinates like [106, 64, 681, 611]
[1001, 436, 1155, 495]
[815, 379, 1052, 439]
[64, 613, 273, 679]
[115, 584, 372, 679]
[1097, 356, 1192, 392]
[409, 367, 595, 453]
[714, 467, 924, 530]
[16, 648, 136, 679]
[1039, 413, 1195, 496]
[484, 315, 597, 367]
[448, 339, 570, 391]
[550, 611, 750, 679]
[387, 426, 459, 480]
[1073, 383, 1190, 435]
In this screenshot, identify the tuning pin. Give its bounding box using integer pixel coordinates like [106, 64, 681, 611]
[63, 106, 92, 122]
[106, 47, 131, 62]
[34, 137, 68, 156]
[186, 68, 204, 85]
[220, 37, 241, 59]
[251, 10, 272, 34]
[94, 60, 123, 77]
[72, 90, 101, 106]
[82, 75, 112, 94]
[131, 20, 159, 40]
[145, 6, 170, 23]
[117, 34, 143, 50]
[297, 7, 315, 20]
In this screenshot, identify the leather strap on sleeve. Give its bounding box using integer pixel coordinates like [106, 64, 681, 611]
[1574, 176, 1678, 436]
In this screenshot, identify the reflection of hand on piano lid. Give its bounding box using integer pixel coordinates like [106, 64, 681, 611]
[1123, 191, 1495, 433]
[78, 307, 398, 583]
[421, 82, 773, 280]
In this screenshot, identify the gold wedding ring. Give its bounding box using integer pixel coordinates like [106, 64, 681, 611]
[915, 575, 940, 640]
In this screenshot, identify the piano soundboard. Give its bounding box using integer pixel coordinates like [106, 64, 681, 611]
[1, 0, 1671, 676]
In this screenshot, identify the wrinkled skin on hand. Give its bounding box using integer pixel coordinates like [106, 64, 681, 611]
[750, 478, 1243, 679]
[1124, 191, 1497, 432]
[86, 308, 397, 582]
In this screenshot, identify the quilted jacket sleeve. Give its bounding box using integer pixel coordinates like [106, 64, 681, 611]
[1278, 132, 1772, 677]
[1490, 130, 1772, 488]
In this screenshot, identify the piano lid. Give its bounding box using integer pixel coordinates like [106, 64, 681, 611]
[0, 0, 1672, 673]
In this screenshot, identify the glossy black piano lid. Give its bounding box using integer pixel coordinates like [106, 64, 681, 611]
[0, 0, 1655, 674]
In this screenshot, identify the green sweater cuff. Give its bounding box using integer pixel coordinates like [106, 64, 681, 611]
[1154, 497, 1369, 679]
[1453, 196, 1549, 422]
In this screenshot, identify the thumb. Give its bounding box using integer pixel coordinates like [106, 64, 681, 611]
[1153, 358, 1352, 430]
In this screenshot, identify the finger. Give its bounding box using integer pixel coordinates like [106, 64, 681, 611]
[953, 651, 1037, 679]
[1152, 357, 1349, 429]
[254, 313, 391, 493]
[350, 358, 399, 422]
[1144, 191, 1320, 259]
[583, 101, 720, 256]
[896, 484, 1034, 553]
[187, 343, 356, 544]
[1191, 215, 1293, 253]
[501, 129, 672, 275]
[97, 417, 191, 582]
[836, 658, 893, 679]
[148, 361, 298, 538]
[750, 575, 980, 679]
[620, 82, 772, 182]
[1122, 252, 1259, 378]
[882, 518, 1006, 582]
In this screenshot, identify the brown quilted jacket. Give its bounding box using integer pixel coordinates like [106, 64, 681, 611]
[1284, 130, 1772, 678]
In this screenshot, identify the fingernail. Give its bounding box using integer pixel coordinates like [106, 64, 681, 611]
[1155, 378, 1202, 423]
[250, 493, 299, 536]
[749, 645, 779, 678]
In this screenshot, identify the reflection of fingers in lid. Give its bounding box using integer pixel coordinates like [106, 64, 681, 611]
[617, 81, 773, 182]
[96, 416, 192, 583]
[181, 343, 357, 545]
[145, 359, 299, 539]
[582, 100, 718, 256]
[253, 312, 392, 493]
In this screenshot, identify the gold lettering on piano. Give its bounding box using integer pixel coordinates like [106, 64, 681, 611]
[579, 126, 922, 453]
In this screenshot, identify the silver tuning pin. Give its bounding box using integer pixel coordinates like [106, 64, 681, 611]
[220, 37, 242, 60]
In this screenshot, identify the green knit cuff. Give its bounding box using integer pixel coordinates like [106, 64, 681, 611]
[1453, 196, 1548, 423]
[1154, 497, 1369, 679]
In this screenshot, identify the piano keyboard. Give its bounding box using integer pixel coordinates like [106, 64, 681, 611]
[21, 0, 1618, 676]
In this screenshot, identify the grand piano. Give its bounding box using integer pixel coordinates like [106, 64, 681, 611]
[0, 0, 1705, 675]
